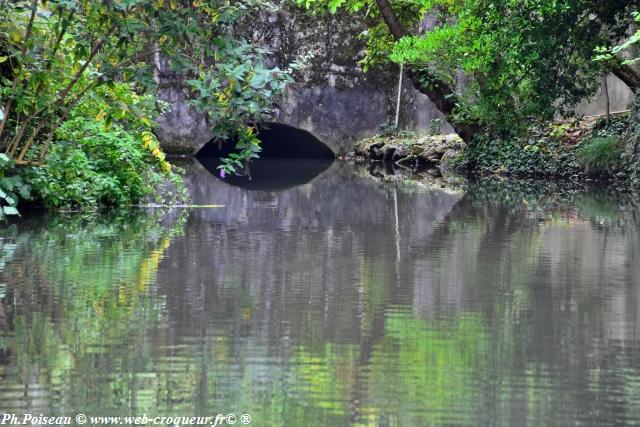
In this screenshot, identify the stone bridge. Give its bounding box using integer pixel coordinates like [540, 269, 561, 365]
[153, 3, 452, 157]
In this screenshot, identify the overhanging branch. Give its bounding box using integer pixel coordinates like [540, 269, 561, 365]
[373, 0, 479, 142]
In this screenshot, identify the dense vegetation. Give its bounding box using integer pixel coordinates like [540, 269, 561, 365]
[2, 0, 640, 219]
[301, 0, 640, 135]
[300, 0, 640, 182]
[0, 0, 295, 216]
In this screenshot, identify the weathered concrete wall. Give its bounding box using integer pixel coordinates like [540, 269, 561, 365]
[154, 4, 449, 155]
[576, 74, 635, 116]
[155, 64, 214, 154]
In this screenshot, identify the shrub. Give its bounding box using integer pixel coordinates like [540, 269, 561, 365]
[464, 131, 581, 179]
[575, 136, 623, 176]
[19, 80, 186, 210]
[25, 119, 183, 209]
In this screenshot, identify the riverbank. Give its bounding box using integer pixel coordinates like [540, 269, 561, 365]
[4, 108, 638, 221]
[345, 110, 639, 190]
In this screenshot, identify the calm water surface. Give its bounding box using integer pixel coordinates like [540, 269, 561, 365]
[2, 159, 640, 426]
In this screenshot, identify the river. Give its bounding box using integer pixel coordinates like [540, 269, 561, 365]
[1, 159, 640, 426]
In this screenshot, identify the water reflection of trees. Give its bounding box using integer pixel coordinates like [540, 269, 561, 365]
[155, 162, 640, 425]
[2, 163, 640, 425]
[0, 212, 186, 415]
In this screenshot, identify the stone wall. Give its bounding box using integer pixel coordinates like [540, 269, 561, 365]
[576, 74, 635, 116]
[154, 3, 630, 156]
[154, 3, 449, 155]
[154, 60, 214, 154]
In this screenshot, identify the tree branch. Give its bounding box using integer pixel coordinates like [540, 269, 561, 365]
[0, 0, 38, 141]
[611, 62, 640, 92]
[373, 0, 479, 143]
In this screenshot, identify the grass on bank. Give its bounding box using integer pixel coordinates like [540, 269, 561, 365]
[575, 136, 623, 175]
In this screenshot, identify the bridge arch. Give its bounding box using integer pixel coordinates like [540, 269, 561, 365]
[195, 123, 335, 159]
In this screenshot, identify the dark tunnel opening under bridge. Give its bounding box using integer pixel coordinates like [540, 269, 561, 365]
[195, 123, 335, 159]
[195, 123, 335, 191]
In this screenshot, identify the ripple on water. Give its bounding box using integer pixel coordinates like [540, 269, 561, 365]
[2, 161, 640, 425]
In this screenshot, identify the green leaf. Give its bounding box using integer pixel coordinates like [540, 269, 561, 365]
[3, 206, 19, 216]
[18, 187, 30, 200]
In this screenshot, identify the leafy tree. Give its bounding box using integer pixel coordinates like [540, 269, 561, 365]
[0, 0, 293, 178]
[391, 0, 639, 134]
[298, 0, 640, 139]
[0, 0, 130, 164]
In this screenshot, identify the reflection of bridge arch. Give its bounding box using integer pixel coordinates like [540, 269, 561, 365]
[196, 123, 335, 159]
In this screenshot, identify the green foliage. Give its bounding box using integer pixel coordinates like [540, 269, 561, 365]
[465, 129, 581, 178]
[464, 113, 637, 181]
[15, 79, 185, 209]
[298, 0, 637, 136]
[216, 127, 262, 176]
[0, 153, 30, 219]
[571, 114, 634, 180]
[25, 118, 182, 209]
[390, 0, 636, 134]
[76, 82, 169, 138]
[622, 94, 640, 187]
[594, 12, 640, 66]
[185, 39, 298, 175]
[0, 0, 153, 161]
[576, 136, 623, 175]
[0, 0, 294, 181]
[592, 114, 630, 137]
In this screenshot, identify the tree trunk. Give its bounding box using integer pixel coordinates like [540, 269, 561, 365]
[373, 0, 480, 143]
[602, 74, 610, 121]
[611, 62, 640, 92]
